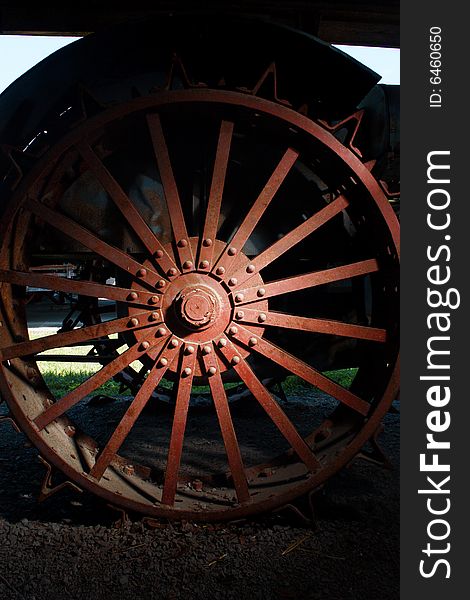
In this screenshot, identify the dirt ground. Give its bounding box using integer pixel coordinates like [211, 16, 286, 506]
[0, 395, 399, 600]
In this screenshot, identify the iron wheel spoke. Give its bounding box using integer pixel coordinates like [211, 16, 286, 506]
[202, 344, 250, 504]
[26, 199, 163, 287]
[33, 336, 160, 430]
[147, 113, 194, 270]
[161, 343, 196, 505]
[234, 259, 379, 304]
[90, 337, 179, 481]
[77, 142, 179, 276]
[215, 338, 320, 472]
[0, 310, 159, 361]
[198, 121, 234, 271]
[237, 309, 387, 342]
[228, 324, 370, 416]
[214, 147, 299, 274]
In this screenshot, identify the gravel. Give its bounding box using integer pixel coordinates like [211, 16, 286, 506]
[0, 402, 399, 600]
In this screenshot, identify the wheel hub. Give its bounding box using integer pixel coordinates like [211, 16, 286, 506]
[175, 285, 219, 330]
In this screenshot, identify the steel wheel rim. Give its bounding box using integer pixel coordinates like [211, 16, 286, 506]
[0, 89, 399, 520]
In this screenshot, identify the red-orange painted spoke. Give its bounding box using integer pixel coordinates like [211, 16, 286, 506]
[34, 337, 159, 430]
[198, 121, 234, 270]
[216, 339, 320, 472]
[0, 268, 160, 306]
[90, 338, 179, 481]
[27, 199, 162, 287]
[215, 147, 299, 275]
[161, 345, 196, 506]
[77, 142, 179, 276]
[238, 309, 386, 343]
[235, 259, 379, 304]
[0, 311, 159, 362]
[229, 195, 349, 285]
[147, 114, 194, 269]
[230, 325, 370, 416]
[202, 346, 250, 504]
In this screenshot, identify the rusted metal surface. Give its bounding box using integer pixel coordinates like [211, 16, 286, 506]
[0, 55, 399, 521]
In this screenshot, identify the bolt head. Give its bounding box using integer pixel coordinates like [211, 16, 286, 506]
[248, 337, 258, 347]
[258, 313, 267, 323]
[228, 247, 237, 256]
[140, 341, 150, 350]
[150, 312, 159, 321]
[178, 239, 188, 248]
[236, 311, 245, 320]
[203, 238, 213, 247]
[202, 345, 212, 355]
[155, 250, 164, 259]
[231, 355, 240, 365]
[137, 268, 147, 278]
[157, 327, 168, 337]
[218, 338, 227, 347]
[170, 338, 179, 348]
[235, 293, 244, 303]
[128, 291, 139, 301]
[185, 345, 195, 355]
[183, 260, 193, 270]
[183, 367, 192, 377]
[207, 366, 217, 376]
[150, 295, 159, 305]
[257, 288, 266, 297]
[157, 280, 166, 288]
[216, 266, 225, 276]
[229, 326, 238, 336]
[246, 264, 256, 274]
[167, 268, 178, 277]
[200, 260, 209, 269]
[228, 278, 238, 286]
[129, 317, 139, 327]
[159, 357, 168, 367]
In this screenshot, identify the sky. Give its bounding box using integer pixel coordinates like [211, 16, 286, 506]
[0, 35, 400, 95]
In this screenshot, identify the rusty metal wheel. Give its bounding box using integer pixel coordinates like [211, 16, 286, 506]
[0, 85, 399, 521]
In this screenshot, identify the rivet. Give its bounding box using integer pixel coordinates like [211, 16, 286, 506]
[129, 317, 139, 327]
[183, 367, 192, 377]
[203, 238, 213, 247]
[128, 291, 139, 301]
[170, 338, 179, 348]
[157, 280, 166, 288]
[167, 268, 178, 277]
[228, 247, 237, 256]
[218, 338, 227, 347]
[159, 357, 168, 367]
[140, 341, 150, 350]
[207, 366, 217, 376]
[185, 345, 195, 355]
[248, 337, 258, 347]
[202, 345, 212, 355]
[149, 295, 159, 305]
[231, 356, 240, 365]
[246, 264, 256, 273]
[216, 266, 225, 276]
[229, 326, 238, 336]
[157, 327, 167, 337]
[178, 239, 188, 248]
[236, 311, 244, 320]
[137, 268, 147, 278]
[155, 250, 164, 259]
[150, 312, 159, 321]
[235, 293, 244, 303]
[258, 313, 267, 323]
[200, 260, 209, 269]
[257, 288, 266, 297]
[183, 260, 193, 270]
[228, 278, 238, 286]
